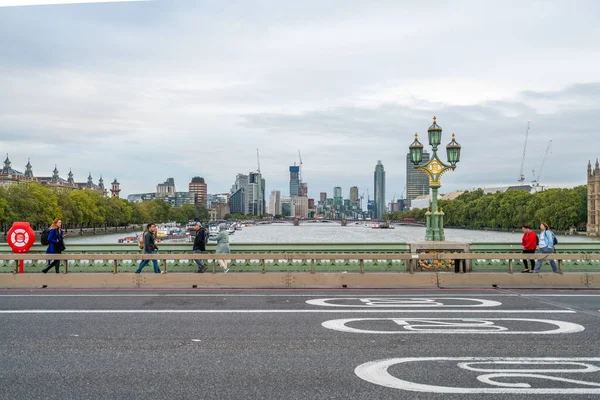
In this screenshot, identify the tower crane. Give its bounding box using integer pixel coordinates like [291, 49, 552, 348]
[518, 121, 531, 184]
[532, 140, 552, 187]
[298, 150, 303, 182]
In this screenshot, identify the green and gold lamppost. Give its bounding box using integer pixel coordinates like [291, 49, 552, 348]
[409, 117, 461, 241]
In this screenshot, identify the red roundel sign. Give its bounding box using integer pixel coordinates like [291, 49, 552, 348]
[7, 222, 35, 253]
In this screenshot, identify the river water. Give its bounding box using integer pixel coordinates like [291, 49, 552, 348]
[65, 223, 597, 244]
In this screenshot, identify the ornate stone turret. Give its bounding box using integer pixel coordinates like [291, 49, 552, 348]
[24, 159, 33, 178]
[2, 154, 11, 174]
[67, 169, 74, 185]
[86, 172, 94, 188]
[51, 165, 60, 183]
[98, 175, 105, 190]
[596, 159, 600, 174]
[589, 159, 600, 237]
[110, 179, 121, 198]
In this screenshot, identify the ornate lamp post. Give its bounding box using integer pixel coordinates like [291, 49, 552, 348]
[409, 117, 461, 241]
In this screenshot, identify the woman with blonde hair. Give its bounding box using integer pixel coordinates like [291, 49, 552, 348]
[532, 222, 558, 273]
[42, 218, 66, 273]
[215, 223, 231, 273]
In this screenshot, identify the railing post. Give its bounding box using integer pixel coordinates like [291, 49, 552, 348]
[359, 259, 364, 274]
[64, 259, 68, 274]
[162, 259, 167, 274]
[311, 259, 315, 274]
[508, 259, 513, 274]
[212, 259, 216, 274]
[558, 259, 563, 274]
[13, 260, 18, 274]
[113, 260, 118, 274]
[261, 259, 265, 274]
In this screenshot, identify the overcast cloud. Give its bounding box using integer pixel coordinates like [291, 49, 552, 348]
[0, 0, 599, 202]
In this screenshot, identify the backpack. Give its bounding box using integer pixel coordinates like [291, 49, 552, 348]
[552, 231, 558, 246]
[41, 228, 50, 246]
[535, 232, 539, 246]
[204, 228, 209, 244]
[138, 232, 145, 250]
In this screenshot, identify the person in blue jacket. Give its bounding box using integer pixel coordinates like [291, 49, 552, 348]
[42, 218, 65, 273]
[532, 222, 558, 273]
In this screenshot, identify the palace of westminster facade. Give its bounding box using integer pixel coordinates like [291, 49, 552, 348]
[0, 155, 120, 198]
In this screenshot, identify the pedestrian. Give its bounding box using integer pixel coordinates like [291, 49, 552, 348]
[520, 225, 537, 273]
[215, 223, 230, 273]
[135, 223, 161, 274]
[42, 218, 66, 273]
[532, 222, 558, 273]
[192, 222, 208, 273]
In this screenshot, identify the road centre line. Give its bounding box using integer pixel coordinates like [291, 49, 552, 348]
[0, 309, 578, 314]
[1, 293, 599, 298]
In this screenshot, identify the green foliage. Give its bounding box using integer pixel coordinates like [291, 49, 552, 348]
[385, 186, 588, 231]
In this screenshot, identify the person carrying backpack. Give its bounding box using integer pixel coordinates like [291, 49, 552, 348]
[135, 223, 161, 274]
[532, 222, 558, 273]
[520, 225, 537, 273]
[42, 218, 66, 273]
[192, 222, 207, 273]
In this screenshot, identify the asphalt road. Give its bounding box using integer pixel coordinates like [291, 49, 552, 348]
[1, 288, 600, 400]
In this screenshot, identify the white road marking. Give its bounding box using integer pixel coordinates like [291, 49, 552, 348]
[322, 318, 584, 334]
[0, 309, 577, 314]
[0, 293, 597, 298]
[307, 297, 502, 308]
[355, 358, 600, 394]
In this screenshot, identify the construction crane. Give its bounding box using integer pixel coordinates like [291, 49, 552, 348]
[531, 140, 552, 187]
[256, 148, 261, 173]
[297, 150, 303, 182]
[518, 121, 531, 184]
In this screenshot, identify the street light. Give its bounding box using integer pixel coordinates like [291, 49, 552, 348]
[408, 116, 461, 241]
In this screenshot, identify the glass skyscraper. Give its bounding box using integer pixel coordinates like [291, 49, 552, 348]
[374, 160, 386, 219]
[406, 151, 430, 209]
[289, 166, 300, 196]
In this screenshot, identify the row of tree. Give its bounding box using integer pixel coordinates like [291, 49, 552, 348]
[0, 182, 210, 230]
[385, 186, 588, 232]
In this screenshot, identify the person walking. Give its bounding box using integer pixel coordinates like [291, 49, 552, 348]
[532, 223, 558, 273]
[215, 223, 231, 273]
[42, 218, 66, 273]
[520, 225, 537, 273]
[135, 223, 161, 274]
[192, 222, 207, 273]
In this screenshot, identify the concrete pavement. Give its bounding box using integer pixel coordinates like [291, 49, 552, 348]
[1, 289, 600, 399]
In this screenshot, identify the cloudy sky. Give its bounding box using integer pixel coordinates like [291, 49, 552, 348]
[0, 0, 598, 202]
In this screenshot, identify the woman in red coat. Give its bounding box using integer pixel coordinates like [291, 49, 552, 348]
[520, 225, 537, 273]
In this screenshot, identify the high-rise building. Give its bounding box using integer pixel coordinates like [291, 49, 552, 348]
[229, 187, 245, 214]
[374, 160, 386, 219]
[349, 186, 359, 203]
[188, 176, 207, 208]
[320, 192, 327, 203]
[269, 190, 282, 216]
[299, 182, 308, 197]
[289, 165, 300, 196]
[292, 196, 309, 218]
[588, 160, 600, 236]
[333, 187, 342, 199]
[248, 172, 265, 216]
[281, 196, 293, 217]
[406, 151, 430, 209]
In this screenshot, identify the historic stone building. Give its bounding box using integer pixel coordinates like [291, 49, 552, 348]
[0, 155, 113, 196]
[588, 160, 600, 236]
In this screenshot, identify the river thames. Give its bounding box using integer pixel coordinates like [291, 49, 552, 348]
[65, 223, 597, 244]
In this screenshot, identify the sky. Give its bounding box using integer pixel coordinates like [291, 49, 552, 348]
[0, 0, 599, 203]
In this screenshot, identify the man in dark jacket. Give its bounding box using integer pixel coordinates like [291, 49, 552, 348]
[193, 222, 208, 273]
[135, 223, 161, 273]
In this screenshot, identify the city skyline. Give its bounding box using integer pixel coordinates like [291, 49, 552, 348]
[0, 1, 598, 202]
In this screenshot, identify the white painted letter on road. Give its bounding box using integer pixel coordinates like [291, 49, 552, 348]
[322, 318, 584, 335]
[306, 297, 502, 308]
[355, 358, 600, 394]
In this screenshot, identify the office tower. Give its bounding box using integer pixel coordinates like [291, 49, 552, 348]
[299, 182, 308, 197]
[406, 151, 430, 209]
[333, 186, 342, 199]
[188, 176, 207, 208]
[374, 160, 386, 219]
[269, 190, 282, 216]
[157, 178, 176, 196]
[320, 192, 327, 203]
[248, 172, 265, 216]
[349, 186, 359, 203]
[289, 165, 300, 196]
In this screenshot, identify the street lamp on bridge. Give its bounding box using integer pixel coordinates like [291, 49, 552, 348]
[409, 117, 461, 241]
